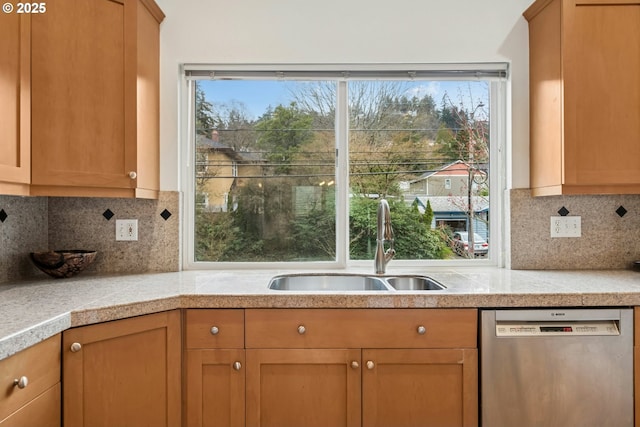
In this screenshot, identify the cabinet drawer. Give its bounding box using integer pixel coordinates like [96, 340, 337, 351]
[0, 335, 60, 421]
[0, 384, 60, 427]
[185, 309, 244, 349]
[245, 309, 477, 349]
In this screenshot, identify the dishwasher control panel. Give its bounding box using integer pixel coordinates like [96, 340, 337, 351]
[496, 320, 620, 336]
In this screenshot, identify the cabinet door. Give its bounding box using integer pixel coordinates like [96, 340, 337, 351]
[185, 349, 245, 427]
[62, 310, 181, 427]
[246, 349, 361, 427]
[362, 349, 478, 427]
[30, 0, 136, 194]
[0, 13, 30, 195]
[563, 0, 640, 187]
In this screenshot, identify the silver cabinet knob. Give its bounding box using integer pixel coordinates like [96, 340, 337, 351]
[233, 361, 242, 371]
[13, 376, 28, 389]
[297, 325, 306, 335]
[366, 360, 375, 370]
[210, 326, 219, 335]
[70, 342, 82, 352]
[417, 325, 426, 335]
[351, 361, 359, 369]
[128, 171, 137, 179]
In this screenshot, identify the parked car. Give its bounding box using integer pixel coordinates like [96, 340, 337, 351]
[452, 231, 489, 257]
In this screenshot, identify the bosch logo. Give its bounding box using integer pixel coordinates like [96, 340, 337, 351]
[551, 312, 566, 317]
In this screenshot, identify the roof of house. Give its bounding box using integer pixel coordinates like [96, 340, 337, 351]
[413, 195, 489, 213]
[196, 134, 263, 162]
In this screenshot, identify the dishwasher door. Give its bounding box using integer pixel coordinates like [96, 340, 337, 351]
[481, 308, 633, 427]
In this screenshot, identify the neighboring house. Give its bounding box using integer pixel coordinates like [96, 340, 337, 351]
[405, 160, 488, 199]
[412, 196, 489, 240]
[195, 133, 262, 212]
[403, 160, 490, 240]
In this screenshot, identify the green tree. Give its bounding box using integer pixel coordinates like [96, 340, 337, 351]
[195, 83, 216, 137]
[255, 103, 314, 175]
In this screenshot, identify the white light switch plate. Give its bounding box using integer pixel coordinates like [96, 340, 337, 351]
[116, 219, 138, 241]
[550, 216, 581, 238]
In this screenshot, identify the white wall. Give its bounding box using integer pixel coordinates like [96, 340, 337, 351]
[155, 0, 533, 191]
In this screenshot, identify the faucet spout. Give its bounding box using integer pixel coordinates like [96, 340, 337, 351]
[375, 199, 395, 274]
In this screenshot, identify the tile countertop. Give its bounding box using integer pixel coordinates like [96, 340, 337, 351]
[2, 267, 640, 360]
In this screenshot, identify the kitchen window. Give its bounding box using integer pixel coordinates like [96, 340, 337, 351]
[182, 64, 507, 268]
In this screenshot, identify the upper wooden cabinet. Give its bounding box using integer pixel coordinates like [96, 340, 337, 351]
[0, 14, 30, 196]
[28, 0, 164, 198]
[525, 0, 640, 196]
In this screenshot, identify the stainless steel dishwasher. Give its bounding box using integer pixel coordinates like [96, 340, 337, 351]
[481, 308, 633, 427]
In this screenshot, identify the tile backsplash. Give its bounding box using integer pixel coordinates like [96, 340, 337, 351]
[510, 189, 640, 269]
[3, 189, 640, 283]
[0, 192, 180, 283]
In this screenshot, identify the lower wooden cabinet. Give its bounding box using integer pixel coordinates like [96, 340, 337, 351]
[185, 349, 245, 427]
[183, 307, 479, 427]
[0, 334, 60, 427]
[246, 349, 362, 427]
[62, 310, 181, 427]
[362, 348, 477, 427]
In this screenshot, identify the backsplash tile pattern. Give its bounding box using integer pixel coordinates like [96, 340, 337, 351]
[0, 196, 48, 282]
[48, 192, 181, 275]
[0, 192, 180, 284]
[510, 189, 640, 270]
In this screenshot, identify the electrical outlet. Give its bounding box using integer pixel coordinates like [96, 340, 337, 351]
[116, 219, 138, 241]
[550, 216, 581, 238]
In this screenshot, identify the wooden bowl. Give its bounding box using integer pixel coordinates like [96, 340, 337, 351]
[30, 250, 97, 278]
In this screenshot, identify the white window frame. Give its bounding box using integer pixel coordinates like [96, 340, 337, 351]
[180, 63, 508, 270]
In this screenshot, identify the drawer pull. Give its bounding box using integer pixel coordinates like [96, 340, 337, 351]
[417, 325, 426, 335]
[13, 376, 28, 389]
[210, 326, 220, 335]
[128, 171, 137, 179]
[297, 325, 306, 335]
[233, 361, 242, 371]
[366, 361, 375, 370]
[70, 342, 82, 352]
[351, 361, 359, 369]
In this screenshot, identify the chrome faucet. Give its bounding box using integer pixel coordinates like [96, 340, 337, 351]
[375, 199, 395, 274]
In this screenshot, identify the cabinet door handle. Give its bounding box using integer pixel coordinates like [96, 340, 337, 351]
[128, 171, 137, 179]
[351, 361, 359, 369]
[366, 360, 375, 370]
[297, 325, 306, 335]
[13, 376, 28, 389]
[70, 342, 82, 352]
[233, 361, 242, 371]
[417, 325, 426, 335]
[210, 326, 219, 335]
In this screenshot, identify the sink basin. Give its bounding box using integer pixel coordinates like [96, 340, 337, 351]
[268, 273, 446, 291]
[268, 274, 389, 291]
[384, 276, 446, 291]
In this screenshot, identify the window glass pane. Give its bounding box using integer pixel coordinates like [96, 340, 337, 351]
[347, 80, 490, 260]
[194, 80, 337, 262]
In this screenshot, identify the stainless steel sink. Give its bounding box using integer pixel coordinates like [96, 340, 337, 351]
[268, 273, 445, 291]
[268, 274, 389, 291]
[384, 275, 446, 291]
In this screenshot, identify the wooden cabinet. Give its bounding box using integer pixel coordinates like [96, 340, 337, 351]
[62, 310, 181, 427]
[184, 309, 245, 427]
[25, 0, 164, 198]
[525, 0, 640, 196]
[0, 13, 30, 196]
[0, 334, 60, 427]
[245, 308, 478, 427]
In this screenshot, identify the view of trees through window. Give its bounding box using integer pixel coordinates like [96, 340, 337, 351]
[192, 77, 490, 263]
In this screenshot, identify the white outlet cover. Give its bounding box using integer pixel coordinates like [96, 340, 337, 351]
[116, 219, 138, 241]
[550, 216, 581, 238]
